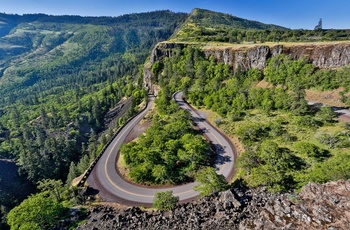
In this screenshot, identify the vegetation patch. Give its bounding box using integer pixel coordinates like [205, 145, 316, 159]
[120, 90, 211, 185]
[152, 45, 350, 193]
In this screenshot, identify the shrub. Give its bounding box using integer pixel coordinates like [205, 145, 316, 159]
[152, 191, 179, 211]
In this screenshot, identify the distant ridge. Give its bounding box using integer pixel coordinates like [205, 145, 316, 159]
[170, 8, 288, 42]
[187, 8, 286, 30]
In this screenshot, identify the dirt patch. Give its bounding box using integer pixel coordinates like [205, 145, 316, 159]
[117, 117, 152, 180]
[123, 120, 152, 144]
[305, 88, 349, 107]
[338, 114, 350, 122]
[256, 79, 350, 108]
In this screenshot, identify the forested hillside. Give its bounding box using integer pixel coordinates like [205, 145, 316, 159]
[151, 46, 350, 193]
[0, 10, 187, 229]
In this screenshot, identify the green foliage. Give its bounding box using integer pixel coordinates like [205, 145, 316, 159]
[154, 87, 178, 115]
[236, 122, 267, 143]
[152, 191, 179, 211]
[239, 141, 298, 193]
[264, 54, 350, 93]
[296, 153, 350, 188]
[316, 106, 336, 124]
[37, 179, 65, 202]
[293, 142, 329, 159]
[194, 167, 228, 196]
[7, 193, 67, 230]
[66, 162, 79, 185]
[0, 11, 186, 185]
[173, 9, 349, 43]
[121, 107, 211, 184]
[153, 45, 350, 195]
[316, 130, 350, 149]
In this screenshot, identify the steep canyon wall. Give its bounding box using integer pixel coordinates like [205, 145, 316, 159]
[145, 42, 350, 89]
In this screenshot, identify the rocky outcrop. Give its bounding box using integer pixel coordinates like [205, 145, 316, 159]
[202, 42, 350, 71]
[144, 42, 350, 91]
[149, 42, 350, 71]
[149, 42, 187, 64]
[68, 179, 350, 229]
[240, 180, 350, 229]
[144, 42, 188, 92]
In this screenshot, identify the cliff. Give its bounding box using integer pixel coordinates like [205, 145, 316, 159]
[62, 179, 350, 229]
[144, 41, 350, 91]
[207, 42, 350, 71]
[151, 42, 350, 71]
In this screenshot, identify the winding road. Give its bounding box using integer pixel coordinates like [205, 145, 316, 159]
[87, 91, 236, 206]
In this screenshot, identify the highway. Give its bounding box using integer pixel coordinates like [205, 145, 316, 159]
[87, 91, 235, 206]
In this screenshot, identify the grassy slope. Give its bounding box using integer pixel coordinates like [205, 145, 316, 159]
[172, 8, 286, 42]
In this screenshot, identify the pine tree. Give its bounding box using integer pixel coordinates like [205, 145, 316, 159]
[66, 162, 79, 185]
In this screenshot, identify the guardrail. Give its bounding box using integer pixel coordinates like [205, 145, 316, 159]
[76, 97, 151, 187]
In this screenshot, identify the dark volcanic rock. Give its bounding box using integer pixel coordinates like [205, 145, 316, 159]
[73, 180, 350, 230]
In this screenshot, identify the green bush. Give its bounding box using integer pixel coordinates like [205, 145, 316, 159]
[152, 191, 179, 211]
[296, 153, 350, 188]
[293, 142, 329, 160]
[7, 194, 67, 230]
[194, 167, 228, 196]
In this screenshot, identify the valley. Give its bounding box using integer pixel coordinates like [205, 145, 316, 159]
[1, 7, 350, 229]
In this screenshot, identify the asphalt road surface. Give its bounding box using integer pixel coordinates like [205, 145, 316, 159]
[87, 92, 235, 206]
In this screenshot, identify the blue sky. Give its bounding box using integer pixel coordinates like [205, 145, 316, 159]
[1, 0, 349, 29]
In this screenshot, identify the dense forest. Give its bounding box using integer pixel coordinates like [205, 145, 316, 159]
[151, 46, 350, 193]
[0, 10, 187, 229]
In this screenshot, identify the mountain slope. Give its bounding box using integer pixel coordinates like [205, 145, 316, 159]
[0, 11, 187, 106]
[0, 11, 187, 227]
[172, 8, 287, 42]
[188, 8, 286, 30]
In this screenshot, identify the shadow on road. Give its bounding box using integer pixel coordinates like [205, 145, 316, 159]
[192, 116, 205, 123]
[212, 143, 231, 166]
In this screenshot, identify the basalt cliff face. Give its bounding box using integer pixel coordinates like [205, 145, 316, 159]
[202, 42, 350, 71]
[145, 41, 350, 90]
[62, 179, 350, 229]
[151, 42, 350, 70]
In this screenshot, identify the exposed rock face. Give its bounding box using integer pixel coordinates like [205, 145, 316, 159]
[69, 180, 350, 230]
[144, 42, 350, 91]
[240, 180, 350, 229]
[149, 42, 187, 64]
[202, 43, 350, 71]
[144, 42, 187, 92]
[149, 42, 350, 71]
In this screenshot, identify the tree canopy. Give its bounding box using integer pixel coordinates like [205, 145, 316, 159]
[7, 194, 67, 230]
[194, 167, 228, 196]
[152, 191, 179, 211]
[121, 101, 211, 184]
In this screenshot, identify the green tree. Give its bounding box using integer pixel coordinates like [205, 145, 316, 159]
[293, 142, 329, 161]
[194, 167, 228, 196]
[316, 106, 336, 124]
[246, 141, 297, 193]
[37, 179, 64, 202]
[296, 153, 350, 188]
[264, 54, 290, 86]
[289, 84, 308, 115]
[66, 161, 79, 185]
[152, 191, 179, 211]
[7, 194, 67, 230]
